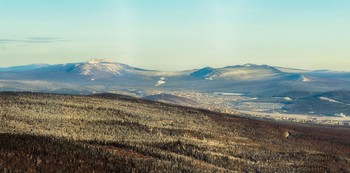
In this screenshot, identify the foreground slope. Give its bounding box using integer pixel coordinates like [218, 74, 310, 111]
[0, 92, 350, 172]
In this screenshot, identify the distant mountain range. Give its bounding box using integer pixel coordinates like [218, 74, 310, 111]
[1, 59, 350, 117]
[0, 58, 349, 95]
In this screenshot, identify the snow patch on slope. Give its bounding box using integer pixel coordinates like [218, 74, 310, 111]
[319, 97, 341, 103]
[284, 97, 293, 101]
[335, 113, 347, 118]
[206, 74, 219, 80]
[155, 77, 166, 86]
[319, 96, 350, 106]
[301, 75, 310, 82]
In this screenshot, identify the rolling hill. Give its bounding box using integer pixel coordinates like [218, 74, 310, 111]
[283, 90, 350, 116]
[0, 92, 350, 172]
[143, 93, 198, 106]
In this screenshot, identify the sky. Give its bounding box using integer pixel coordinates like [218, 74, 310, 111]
[0, 0, 349, 71]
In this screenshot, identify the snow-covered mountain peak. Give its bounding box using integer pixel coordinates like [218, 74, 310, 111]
[76, 59, 132, 76]
[190, 67, 222, 80]
[224, 64, 278, 70]
[242, 63, 256, 67]
[220, 64, 283, 80]
[87, 58, 114, 64]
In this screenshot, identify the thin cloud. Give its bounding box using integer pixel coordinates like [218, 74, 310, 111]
[28, 37, 60, 41]
[0, 37, 66, 45]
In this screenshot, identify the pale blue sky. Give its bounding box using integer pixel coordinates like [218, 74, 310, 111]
[1, 0, 349, 71]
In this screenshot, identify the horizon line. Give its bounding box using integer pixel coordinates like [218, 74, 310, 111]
[0, 58, 344, 72]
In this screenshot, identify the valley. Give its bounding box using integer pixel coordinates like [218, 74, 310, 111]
[108, 89, 350, 126]
[1, 59, 350, 124]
